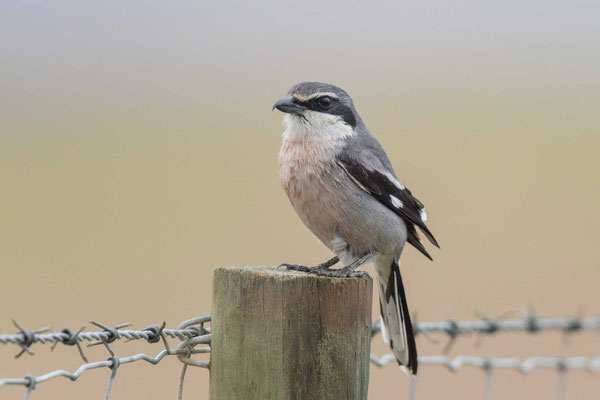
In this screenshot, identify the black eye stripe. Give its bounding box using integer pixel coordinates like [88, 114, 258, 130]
[295, 95, 357, 128]
[304, 96, 334, 109]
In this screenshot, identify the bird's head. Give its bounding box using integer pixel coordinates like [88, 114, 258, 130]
[273, 82, 361, 140]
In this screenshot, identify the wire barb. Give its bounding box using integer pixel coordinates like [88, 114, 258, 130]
[51, 326, 88, 362]
[87, 321, 131, 356]
[11, 319, 50, 358]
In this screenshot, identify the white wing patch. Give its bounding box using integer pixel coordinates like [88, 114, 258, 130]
[420, 208, 428, 222]
[380, 316, 390, 343]
[383, 171, 405, 190]
[390, 195, 403, 209]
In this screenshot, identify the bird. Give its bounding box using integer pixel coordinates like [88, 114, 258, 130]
[273, 82, 439, 374]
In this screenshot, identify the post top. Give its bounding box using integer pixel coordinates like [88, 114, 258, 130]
[216, 266, 371, 282]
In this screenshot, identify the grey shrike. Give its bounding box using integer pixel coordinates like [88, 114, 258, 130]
[273, 82, 439, 374]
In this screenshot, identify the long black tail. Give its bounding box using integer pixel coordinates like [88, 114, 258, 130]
[377, 259, 418, 374]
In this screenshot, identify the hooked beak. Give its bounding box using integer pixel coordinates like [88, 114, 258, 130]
[272, 96, 305, 114]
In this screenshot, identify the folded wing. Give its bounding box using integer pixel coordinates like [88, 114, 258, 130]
[337, 152, 439, 260]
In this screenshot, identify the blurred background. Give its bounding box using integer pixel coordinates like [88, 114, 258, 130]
[1, 1, 599, 398]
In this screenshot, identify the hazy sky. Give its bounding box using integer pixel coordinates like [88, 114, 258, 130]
[2, 1, 599, 127]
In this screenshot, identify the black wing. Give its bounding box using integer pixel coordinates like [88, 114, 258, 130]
[337, 155, 439, 260]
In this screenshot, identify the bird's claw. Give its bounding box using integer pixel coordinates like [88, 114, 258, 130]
[278, 263, 312, 272]
[278, 259, 368, 279]
[352, 270, 371, 279]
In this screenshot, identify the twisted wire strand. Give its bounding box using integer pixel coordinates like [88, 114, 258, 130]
[0, 327, 203, 346]
[4, 314, 597, 349]
[370, 354, 600, 372]
[0, 347, 210, 389]
[369, 314, 600, 340]
[413, 315, 600, 336]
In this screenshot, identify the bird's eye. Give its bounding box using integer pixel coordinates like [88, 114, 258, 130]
[318, 96, 332, 108]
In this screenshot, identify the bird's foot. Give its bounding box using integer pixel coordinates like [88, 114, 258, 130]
[278, 256, 340, 273]
[306, 253, 371, 278]
[278, 263, 315, 273]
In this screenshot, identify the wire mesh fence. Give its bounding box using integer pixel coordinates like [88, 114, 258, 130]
[371, 312, 600, 400]
[1, 311, 599, 399]
[0, 316, 211, 400]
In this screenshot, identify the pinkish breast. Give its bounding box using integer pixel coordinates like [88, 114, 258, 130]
[278, 139, 338, 204]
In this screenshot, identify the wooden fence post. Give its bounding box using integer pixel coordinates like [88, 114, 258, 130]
[209, 266, 373, 400]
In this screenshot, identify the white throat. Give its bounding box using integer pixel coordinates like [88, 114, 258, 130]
[282, 111, 354, 143]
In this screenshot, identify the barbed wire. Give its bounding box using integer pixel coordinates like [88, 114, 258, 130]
[372, 311, 600, 352]
[0, 316, 211, 400]
[0, 318, 207, 360]
[5, 311, 595, 359]
[3, 311, 600, 399]
[413, 313, 600, 336]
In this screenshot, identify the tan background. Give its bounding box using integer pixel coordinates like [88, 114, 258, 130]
[1, 1, 599, 399]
